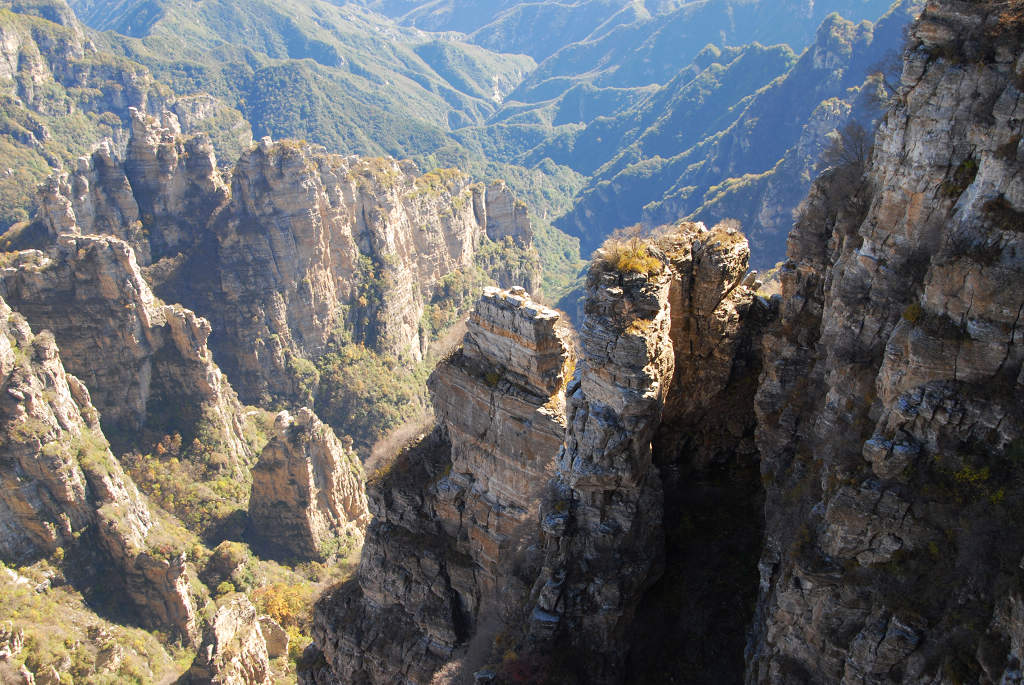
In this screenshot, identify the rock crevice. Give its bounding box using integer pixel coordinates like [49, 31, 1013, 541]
[307, 287, 573, 684]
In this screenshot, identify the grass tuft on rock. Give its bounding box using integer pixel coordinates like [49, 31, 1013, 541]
[596, 237, 663, 276]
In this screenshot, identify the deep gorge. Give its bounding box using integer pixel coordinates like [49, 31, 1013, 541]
[0, 0, 1021, 683]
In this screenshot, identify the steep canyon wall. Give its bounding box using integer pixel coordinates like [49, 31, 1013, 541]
[29, 109, 541, 405]
[307, 3, 1024, 682]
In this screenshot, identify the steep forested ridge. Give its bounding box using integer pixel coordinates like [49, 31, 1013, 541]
[58, 0, 915, 276]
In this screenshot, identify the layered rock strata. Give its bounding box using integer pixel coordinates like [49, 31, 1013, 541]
[186, 594, 287, 685]
[307, 225, 770, 684]
[28, 110, 541, 405]
[0, 296, 200, 641]
[35, 108, 229, 264]
[749, 2, 1024, 682]
[527, 222, 770, 684]
[198, 142, 539, 402]
[248, 408, 370, 561]
[429, 286, 572, 590]
[625, 223, 772, 684]
[306, 287, 573, 684]
[0, 233, 253, 472]
[526, 254, 675, 684]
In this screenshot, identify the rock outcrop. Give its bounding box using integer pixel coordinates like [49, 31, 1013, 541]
[0, 233, 253, 473]
[0, 620, 32, 685]
[306, 287, 573, 684]
[0, 0, 249, 230]
[248, 408, 370, 561]
[27, 110, 541, 407]
[306, 225, 770, 684]
[0, 295, 200, 641]
[429, 285, 573, 590]
[749, 2, 1024, 682]
[35, 108, 229, 264]
[187, 594, 287, 685]
[195, 142, 539, 402]
[525, 222, 771, 684]
[526, 252, 675, 683]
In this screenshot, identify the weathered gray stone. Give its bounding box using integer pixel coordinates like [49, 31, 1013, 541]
[306, 288, 573, 684]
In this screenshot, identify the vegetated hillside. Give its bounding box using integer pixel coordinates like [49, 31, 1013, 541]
[373, 0, 654, 61]
[65, 0, 588, 298]
[360, 0, 894, 66]
[0, 0, 250, 230]
[367, 0, 913, 270]
[505, 0, 893, 95]
[77, 0, 533, 152]
[63, 0, 916, 295]
[555, 1, 919, 267]
[366, 0, 894, 121]
[0, 107, 539, 681]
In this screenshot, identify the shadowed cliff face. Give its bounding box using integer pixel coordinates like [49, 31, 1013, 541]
[525, 223, 771, 684]
[750, 1, 1024, 682]
[304, 224, 771, 684]
[628, 224, 774, 684]
[526, 251, 676, 684]
[0, 295, 203, 643]
[305, 287, 574, 684]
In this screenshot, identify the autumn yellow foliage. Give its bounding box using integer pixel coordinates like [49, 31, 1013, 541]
[597, 237, 663, 276]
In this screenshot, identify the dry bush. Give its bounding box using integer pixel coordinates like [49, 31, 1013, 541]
[595, 237, 663, 276]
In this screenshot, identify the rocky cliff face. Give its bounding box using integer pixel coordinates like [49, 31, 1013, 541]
[248, 408, 370, 561]
[0, 295, 201, 641]
[35, 108, 229, 265]
[0, 233, 254, 473]
[27, 109, 541, 407]
[306, 286, 573, 684]
[187, 594, 287, 685]
[197, 141, 539, 402]
[429, 286, 572, 590]
[305, 224, 769, 684]
[524, 222, 770, 684]
[526, 254, 675, 683]
[749, 2, 1024, 682]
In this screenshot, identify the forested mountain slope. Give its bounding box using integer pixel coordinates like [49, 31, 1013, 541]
[0, 0, 249, 229]
[557, 1, 919, 265]
[62, 0, 916, 277]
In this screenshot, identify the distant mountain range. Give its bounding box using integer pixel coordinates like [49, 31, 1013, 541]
[4, 0, 917, 287]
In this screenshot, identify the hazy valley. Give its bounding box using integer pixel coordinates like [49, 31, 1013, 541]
[0, 0, 1021, 684]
